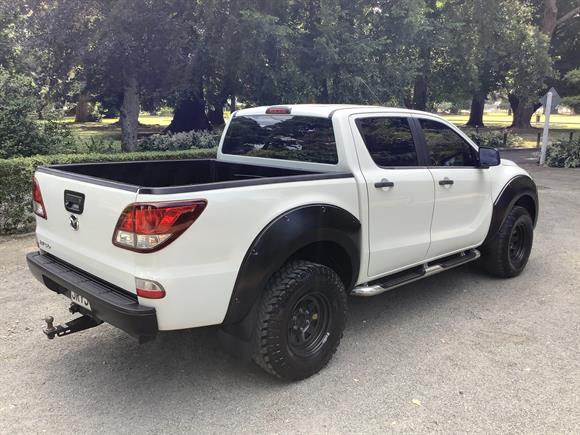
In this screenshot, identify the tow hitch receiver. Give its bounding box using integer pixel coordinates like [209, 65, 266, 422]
[43, 310, 103, 339]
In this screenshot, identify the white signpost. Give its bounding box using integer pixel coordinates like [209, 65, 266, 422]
[539, 87, 561, 165]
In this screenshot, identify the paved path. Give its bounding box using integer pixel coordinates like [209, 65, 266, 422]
[500, 148, 539, 165]
[1, 164, 579, 434]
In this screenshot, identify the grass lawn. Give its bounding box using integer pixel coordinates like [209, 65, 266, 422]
[63, 115, 170, 145]
[442, 112, 580, 129]
[441, 112, 580, 148]
[64, 111, 580, 149]
[100, 115, 174, 126]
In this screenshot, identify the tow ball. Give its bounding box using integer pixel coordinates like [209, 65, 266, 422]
[42, 304, 103, 339]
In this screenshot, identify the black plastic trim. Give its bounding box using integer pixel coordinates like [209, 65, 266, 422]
[483, 175, 538, 245]
[64, 190, 85, 214]
[36, 160, 353, 195]
[370, 265, 426, 288]
[426, 166, 481, 169]
[26, 251, 157, 342]
[36, 166, 139, 192]
[222, 204, 361, 325]
[439, 250, 478, 268]
[409, 117, 431, 166]
[137, 172, 354, 195]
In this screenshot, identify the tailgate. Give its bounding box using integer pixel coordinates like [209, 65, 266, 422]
[34, 171, 137, 293]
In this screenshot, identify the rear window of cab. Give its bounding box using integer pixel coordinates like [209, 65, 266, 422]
[222, 115, 338, 164]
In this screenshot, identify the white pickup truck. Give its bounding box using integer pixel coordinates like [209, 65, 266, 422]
[27, 104, 538, 380]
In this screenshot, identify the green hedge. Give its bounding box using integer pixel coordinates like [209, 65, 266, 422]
[545, 139, 580, 168]
[468, 130, 524, 148]
[0, 148, 216, 234]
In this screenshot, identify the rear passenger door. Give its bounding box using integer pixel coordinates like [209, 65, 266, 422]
[352, 115, 435, 278]
[414, 117, 492, 258]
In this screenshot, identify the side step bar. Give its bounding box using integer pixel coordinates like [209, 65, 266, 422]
[351, 249, 480, 297]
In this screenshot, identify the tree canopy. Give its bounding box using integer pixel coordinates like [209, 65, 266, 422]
[1, 0, 578, 151]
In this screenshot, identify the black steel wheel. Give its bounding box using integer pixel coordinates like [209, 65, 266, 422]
[508, 221, 528, 265]
[252, 260, 347, 381]
[287, 292, 332, 358]
[482, 206, 534, 278]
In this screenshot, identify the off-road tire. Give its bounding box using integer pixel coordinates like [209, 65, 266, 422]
[252, 260, 347, 381]
[482, 206, 534, 278]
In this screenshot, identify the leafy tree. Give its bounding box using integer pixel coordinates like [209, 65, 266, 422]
[0, 68, 74, 158]
[443, 0, 546, 127]
[561, 69, 580, 110]
[410, 0, 461, 110]
[4, 0, 579, 153]
[506, 27, 552, 128]
[0, 4, 20, 69]
[552, 0, 580, 112]
[30, 0, 189, 150]
[508, 0, 580, 128]
[279, 0, 425, 106]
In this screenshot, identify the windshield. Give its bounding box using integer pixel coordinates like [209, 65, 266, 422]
[222, 115, 338, 164]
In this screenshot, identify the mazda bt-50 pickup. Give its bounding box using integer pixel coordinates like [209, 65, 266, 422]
[27, 104, 538, 380]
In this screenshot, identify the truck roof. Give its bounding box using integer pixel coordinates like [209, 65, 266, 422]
[235, 104, 427, 119]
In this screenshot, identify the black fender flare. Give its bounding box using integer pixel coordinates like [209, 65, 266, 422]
[483, 175, 538, 245]
[222, 204, 361, 325]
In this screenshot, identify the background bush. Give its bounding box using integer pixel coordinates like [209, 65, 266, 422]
[468, 130, 524, 148]
[138, 130, 221, 151]
[77, 137, 123, 154]
[545, 139, 580, 168]
[0, 148, 216, 234]
[0, 68, 76, 158]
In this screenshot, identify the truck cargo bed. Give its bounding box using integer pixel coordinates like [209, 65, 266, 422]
[37, 159, 351, 194]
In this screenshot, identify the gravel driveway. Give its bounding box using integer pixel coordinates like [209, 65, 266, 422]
[1, 164, 579, 434]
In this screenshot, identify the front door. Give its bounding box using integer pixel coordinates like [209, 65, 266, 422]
[352, 115, 435, 278]
[414, 117, 493, 258]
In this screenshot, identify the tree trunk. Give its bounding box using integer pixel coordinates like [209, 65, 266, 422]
[402, 93, 414, 109]
[412, 46, 430, 111]
[542, 0, 558, 36]
[319, 79, 330, 104]
[166, 94, 211, 133]
[508, 93, 541, 129]
[466, 94, 486, 127]
[75, 93, 91, 123]
[230, 95, 236, 114]
[412, 75, 428, 111]
[207, 106, 225, 128]
[119, 76, 139, 152]
[511, 103, 535, 129]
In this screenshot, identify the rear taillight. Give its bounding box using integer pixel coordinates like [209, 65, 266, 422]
[135, 278, 166, 299]
[112, 200, 207, 252]
[32, 177, 47, 219]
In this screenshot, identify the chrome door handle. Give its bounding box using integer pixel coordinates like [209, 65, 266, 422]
[439, 178, 454, 186]
[375, 179, 395, 188]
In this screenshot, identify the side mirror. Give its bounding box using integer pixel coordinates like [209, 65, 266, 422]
[478, 146, 500, 168]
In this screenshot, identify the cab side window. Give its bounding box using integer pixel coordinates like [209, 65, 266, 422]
[356, 117, 418, 167]
[419, 119, 477, 167]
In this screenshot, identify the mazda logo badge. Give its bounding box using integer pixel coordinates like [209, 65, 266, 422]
[69, 214, 79, 231]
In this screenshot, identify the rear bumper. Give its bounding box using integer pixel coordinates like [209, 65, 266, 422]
[27, 251, 157, 342]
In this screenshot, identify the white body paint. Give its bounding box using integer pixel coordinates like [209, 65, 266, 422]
[34, 105, 532, 330]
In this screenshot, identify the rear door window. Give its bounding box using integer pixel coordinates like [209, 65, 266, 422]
[356, 117, 419, 167]
[222, 115, 338, 164]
